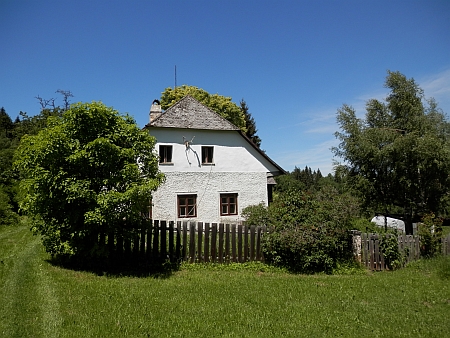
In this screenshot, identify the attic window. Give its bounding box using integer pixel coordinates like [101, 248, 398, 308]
[159, 145, 172, 164]
[202, 146, 214, 164]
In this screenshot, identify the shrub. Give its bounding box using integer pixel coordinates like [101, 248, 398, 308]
[263, 223, 352, 273]
[257, 187, 358, 273]
[419, 213, 443, 258]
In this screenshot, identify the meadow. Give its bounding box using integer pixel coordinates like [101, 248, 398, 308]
[1, 225, 449, 337]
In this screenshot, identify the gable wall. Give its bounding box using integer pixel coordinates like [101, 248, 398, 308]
[149, 128, 279, 173]
[151, 171, 268, 223]
[148, 127, 276, 223]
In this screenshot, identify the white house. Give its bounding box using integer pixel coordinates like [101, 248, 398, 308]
[145, 95, 284, 223]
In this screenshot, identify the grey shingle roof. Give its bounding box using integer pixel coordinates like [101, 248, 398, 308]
[147, 95, 240, 130]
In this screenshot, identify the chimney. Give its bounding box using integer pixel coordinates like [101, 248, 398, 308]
[149, 99, 162, 123]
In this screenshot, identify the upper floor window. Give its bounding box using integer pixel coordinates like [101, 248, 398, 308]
[159, 145, 172, 164]
[220, 193, 238, 216]
[202, 146, 214, 164]
[178, 194, 197, 218]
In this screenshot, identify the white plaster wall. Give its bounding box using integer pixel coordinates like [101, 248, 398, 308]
[151, 171, 268, 223]
[149, 128, 280, 173]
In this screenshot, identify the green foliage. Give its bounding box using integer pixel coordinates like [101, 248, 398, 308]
[418, 213, 443, 258]
[333, 71, 450, 234]
[379, 232, 405, 270]
[349, 217, 380, 233]
[0, 185, 18, 226]
[160, 85, 247, 131]
[14, 102, 164, 258]
[244, 187, 360, 273]
[239, 99, 261, 147]
[241, 203, 269, 226]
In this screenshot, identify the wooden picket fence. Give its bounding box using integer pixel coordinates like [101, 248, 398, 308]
[353, 232, 450, 270]
[101, 220, 267, 264]
[441, 234, 450, 255]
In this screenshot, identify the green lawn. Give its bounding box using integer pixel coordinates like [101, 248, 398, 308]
[1, 225, 449, 337]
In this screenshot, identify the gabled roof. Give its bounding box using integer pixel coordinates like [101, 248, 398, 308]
[145, 95, 285, 175]
[147, 95, 240, 130]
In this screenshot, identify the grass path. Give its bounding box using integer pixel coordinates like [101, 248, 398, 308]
[1, 225, 449, 337]
[0, 226, 61, 337]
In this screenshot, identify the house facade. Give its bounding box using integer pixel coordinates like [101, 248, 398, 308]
[145, 96, 284, 223]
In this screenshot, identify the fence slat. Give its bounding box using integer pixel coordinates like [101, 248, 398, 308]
[176, 221, 182, 260]
[153, 220, 159, 259]
[189, 222, 196, 263]
[183, 221, 188, 261]
[211, 223, 217, 263]
[231, 224, 237, 262]
[198, 222, 203, 263]
[169, 221, 174, 262]
[204, 223, 210, 263]
[238, 224, 243, 263]
[250, 225, 256, 261]
[218, 223, 224, 263]
[244, 225, 249, 262]
[160, 220, 167, 260]
[225, 224, 230, 263]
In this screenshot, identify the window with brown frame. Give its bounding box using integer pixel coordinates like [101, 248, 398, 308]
[177, 194, 197, 218]
[201, 146, 214, 164]
[159, 145, 172, 164]
[220, 193, 238, 216]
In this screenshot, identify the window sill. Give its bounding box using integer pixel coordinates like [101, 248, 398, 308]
[202, 163, 215, 166]
[159, 162, 174, 166]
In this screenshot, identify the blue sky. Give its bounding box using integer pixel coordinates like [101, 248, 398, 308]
[1, 0, 449, 174]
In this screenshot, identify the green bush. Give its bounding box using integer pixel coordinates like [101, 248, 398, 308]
[379, 232, 405, 270]
[0, 185, 18, 226]
[247, 187, 359, 273]
[418, 213, 443, 258]
[263, 223, 352, 273]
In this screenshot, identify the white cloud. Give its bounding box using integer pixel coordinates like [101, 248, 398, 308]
[420, 68, 450, 113]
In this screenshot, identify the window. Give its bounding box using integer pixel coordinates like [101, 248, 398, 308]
[201, 146, 214, 164]
[159, 145, 172, 164]
[178, 194, 197, 218]
[220, 194, 238, 216]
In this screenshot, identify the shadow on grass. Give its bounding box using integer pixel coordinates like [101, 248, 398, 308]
[47, 254, 181, 278]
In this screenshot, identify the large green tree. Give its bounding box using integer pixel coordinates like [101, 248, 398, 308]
[160, 85, 247, 132]
[239, 99, 262, 147]
[15, 102, 164, 257]
[333, 71, 450, 234]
